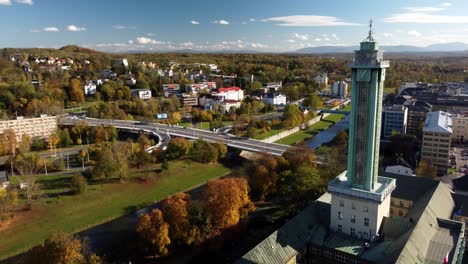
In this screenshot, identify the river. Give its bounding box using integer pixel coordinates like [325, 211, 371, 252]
[306, 115, 350, 149]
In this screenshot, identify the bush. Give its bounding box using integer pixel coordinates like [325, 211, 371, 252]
[70, 173, 87, 195]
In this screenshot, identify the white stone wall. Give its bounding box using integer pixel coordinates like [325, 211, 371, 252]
[330, 191, 390, 241]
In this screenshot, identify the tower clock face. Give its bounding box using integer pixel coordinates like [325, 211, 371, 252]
[357, 69, 371, 81]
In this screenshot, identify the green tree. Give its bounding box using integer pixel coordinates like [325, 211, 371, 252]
[305, 94, 323, 109]
[70, 173, 87, 195]
[192, 139, 218, 163]
[166, 137, 192, 160]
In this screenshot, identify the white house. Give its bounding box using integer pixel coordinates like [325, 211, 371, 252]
[314, 73, 328, 86]
[132, 89, 152, 100]
[215, 87, 244, 101]
[203, 81, 217, 90]
[163, 84, 181, 97]
[208, 64, 218, 72]
[61, 65, 71, 71]
[262, 93, 287, 106]
[185, 83, 208, 95]
[84, 82, 97, 95]
[385, 165, 414, 176]
[125, 77, 136, 86]
[207, 100, 241, 113]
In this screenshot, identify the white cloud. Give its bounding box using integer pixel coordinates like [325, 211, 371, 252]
[262, 15, 359, 26]
[383, 32, 393, 37]
[0, 0, 11, 5]
[136, 37, 162, 45]
[403, 6, 444, 12]
[250, 42, 268, 49]
[66, 25, 86, 32]
[147, 33, 156, 36]
[315, 38, 322, 41]
[212, 20, 230, 25]
[249, 18, 256, 22]
[294, 33, 309, 40]
[287, 39, 296, 43]
[15, 0, 32, 4]
[181, 42, 194, 47]
[241, 21, 247, 25]
[384, 13, 468, 23]
[190, 20, 200, 25]
[441, 2, 452, 7]
[407, 30, 422, 37]
[112, 25, 135, 30]
[128, 40, 134, 44]
[41, 27, 59, 32]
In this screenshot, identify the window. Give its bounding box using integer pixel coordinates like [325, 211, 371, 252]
[399, 210, 403, 216]
[364, 218, 369, 227]
[350, 227, 355, 236]
[337, 224, 342, 232]
[338, 211, 343, 220]
[339, 200, 344, 207]
[352, 203, 356, 210]
[399, 201, 404, 207]
[351, 215, 356, 223]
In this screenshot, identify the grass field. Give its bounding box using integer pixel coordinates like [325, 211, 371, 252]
[274, 114, 345, 145]
[0, 161, 230, 260]
[254, 124, 285, 140]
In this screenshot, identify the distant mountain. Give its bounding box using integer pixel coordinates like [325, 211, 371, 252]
[122, 49, 262, 54]
[295, 42, 468, 54]
[59, 45, 101, 54]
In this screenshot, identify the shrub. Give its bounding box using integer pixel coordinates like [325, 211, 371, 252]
[70, 173, 87, 195]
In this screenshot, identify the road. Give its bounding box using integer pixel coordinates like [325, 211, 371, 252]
[59, 116, 291, 156]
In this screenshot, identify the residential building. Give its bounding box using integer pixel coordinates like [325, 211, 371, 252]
[180, 94, 198, 107]
[100, 70, 117, 80]
[185, 83, 208, 95]
[0, 115, 57, 143]
[125, 77, 136, 86]
[131, 89, 152, 100]
[314, 73, 328, 86]
[264, 82, 282, 92]
[208, 100, 241, 113]
[382, 105, 408, 138]
[451, 114, 468, 144]
[332, 81, 348, 98]
[215, 87, 244, 101]
[163, 84, 181, 97]
[262, 93, 286, 106]
[406, 101, 432, 136]
[421, 111, 452, 174]
[112, 59, 129, 68]
[203, 81, 217, 91]
[84, 81, 97, 95]
[384, 165, 414, 177]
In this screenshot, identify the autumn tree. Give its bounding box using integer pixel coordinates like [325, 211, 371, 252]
[282, 147, 317, 170]
[18, 134, 31, 154]
[212, 142, 227, 159]
[0, 188, 18, 221]
[304, 94, 323, 109]
[70, 173, 87, 195]
[69, 78, 85, 103]
[14, 153, 41, 207]
[92, 142, 130, 181]
[249, 155, 279, 200]
[166, 137, 192, 160]
[283, 104, 304, 128]
[137, 209, 171, 257]
[28, 232, 102, 264]
[161, 193, 200, 246]
[415, 160, 437, 180]
[203, 178, 255, 231]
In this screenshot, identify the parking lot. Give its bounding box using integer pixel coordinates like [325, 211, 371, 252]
[450, 146, 468, 174]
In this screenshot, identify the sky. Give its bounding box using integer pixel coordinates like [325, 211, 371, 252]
[1, 0, 468, 52]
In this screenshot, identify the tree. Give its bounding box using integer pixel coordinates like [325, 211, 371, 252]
[191, 139, 218, 163]
[69, 78, 85, 103]
[305, 94, 323, 109]
[91, 149, 116, 180]
[161, 193, 200, 246]
[28, 232, 101, 264]
[415, 160, 437, 180]
[47, 133, 60, 157]
[70, 173, 87, 195]
[14, 153, 41, 207]
[0, 188, 18, 220]
[246, 126, 258, 138]
[203, 178, 255, 230]
[137, 209, 171, 257]
[18, 134, 31, 154]
[249, 155, 279, 200]
[166, 137, 192, 160]
[212, 143, 227, 159]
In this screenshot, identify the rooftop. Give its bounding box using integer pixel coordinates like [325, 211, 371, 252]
[218, 86, 242, 93]
[423, 111, 453, 134]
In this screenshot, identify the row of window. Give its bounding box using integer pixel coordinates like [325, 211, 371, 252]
[337, 211, 369, 226]
[337, 225, 369, 238]
[338, 200, 369, 212]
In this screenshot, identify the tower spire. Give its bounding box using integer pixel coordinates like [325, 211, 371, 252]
[364, 18, 375, 42]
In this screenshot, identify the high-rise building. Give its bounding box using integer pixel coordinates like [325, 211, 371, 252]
[332, 81, 348, 98]
[421, 111, 452, 174]
[328, 23, 396, 241]
[382, 105, 408, 138]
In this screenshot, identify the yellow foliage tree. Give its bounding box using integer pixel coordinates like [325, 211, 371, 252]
[137, 209, 171, 257]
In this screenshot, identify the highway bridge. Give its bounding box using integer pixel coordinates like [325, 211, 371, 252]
[59, 116, 291, 156]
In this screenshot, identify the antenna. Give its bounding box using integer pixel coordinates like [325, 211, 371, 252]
[364, 19, 375, 42]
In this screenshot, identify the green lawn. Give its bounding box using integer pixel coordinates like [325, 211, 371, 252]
[384, 87, 396, 94]
[254, 124, 285, 140]
[0, 161, 230, 260]
[275, 114, 345, 145]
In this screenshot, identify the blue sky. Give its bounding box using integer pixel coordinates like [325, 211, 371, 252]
[1, 0, 468, 52]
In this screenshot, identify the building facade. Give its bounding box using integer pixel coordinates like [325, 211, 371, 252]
[421, 111, 452, 174]
[452, 115, 468, 144]
[382, 105, 408, 138]
[406, 101, 432, 136]
[131, 89, 152, 100]
[262, 93, 286, 106]
[332, 81, 348, 98]
[0, 115, 57, 143]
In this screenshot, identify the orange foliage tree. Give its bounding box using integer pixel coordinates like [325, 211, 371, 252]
[203, 178, 255, 231]
[249, 155, 279, 200]
[137, 209, 171, 257]
[161, 193, 201, 246]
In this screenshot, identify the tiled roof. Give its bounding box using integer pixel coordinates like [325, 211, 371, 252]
[218, 87, 241, 93]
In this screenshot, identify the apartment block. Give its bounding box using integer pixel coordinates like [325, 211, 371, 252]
[0, 115, 57, 143]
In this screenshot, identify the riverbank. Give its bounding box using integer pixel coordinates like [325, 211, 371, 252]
[0, 161, 230, 261]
